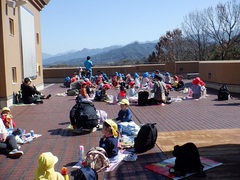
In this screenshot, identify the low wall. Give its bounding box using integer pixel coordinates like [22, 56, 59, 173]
[43, 61, 240, 93]
[199, 60, 240, 93]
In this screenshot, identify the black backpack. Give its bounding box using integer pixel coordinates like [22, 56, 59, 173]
[134, 123, 157, 153]
[171, 142, 205, 177]
[75, 99, 99, 129]
[71, 167, 98, 180]
[94, 90, 101, 101]
[218, 84, 230, 100]
[138, 91, 149, 106]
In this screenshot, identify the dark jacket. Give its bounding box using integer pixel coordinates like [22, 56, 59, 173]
[99, 136, 119, 158]
[21, 83, 41, 104]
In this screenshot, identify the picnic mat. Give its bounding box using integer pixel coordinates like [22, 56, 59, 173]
[22, 134, 42, 143]
[11, 103, 36, 106]
[145, 157, 222, 180]
[145, 129, 240, 179]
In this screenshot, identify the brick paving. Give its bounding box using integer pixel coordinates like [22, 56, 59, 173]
[0, 82, 240, 180]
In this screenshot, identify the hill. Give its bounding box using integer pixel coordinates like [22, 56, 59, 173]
[43, 41, 157, 67]
[43, 45, 122, 66]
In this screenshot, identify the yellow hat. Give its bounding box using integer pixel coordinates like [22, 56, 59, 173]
[119, 99, 130, 106]
[105, 119, 118, 138]
[34, 152, 58, 180]
[1, 107, 10, 113]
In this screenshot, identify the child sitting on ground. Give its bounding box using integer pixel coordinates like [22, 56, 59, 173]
[99, 119, 119, 163]
[128, 82, 138, 104]
[171, 75, 179, 90]
[189, 77, 203, 99]
[114, 99, 132, 123]
[117, 86, 127, 102]
[128, 82, 137, 97]
[175, 75, 185, 91]
[34, 152, 64, 180]
[140, 72, 149, 89]
[1, 107, 16, 129]
[164, 72, 171, 84]
[80, 82, 89, 99]
[101, 84, 111, 101]
[112, 74, 119, 88]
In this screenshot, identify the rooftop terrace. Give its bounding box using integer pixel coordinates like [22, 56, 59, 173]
[0, 82, 240, 180]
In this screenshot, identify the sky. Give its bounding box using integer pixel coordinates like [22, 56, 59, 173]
[40, 0, 230, 55]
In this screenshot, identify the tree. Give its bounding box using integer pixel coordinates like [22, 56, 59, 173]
[182, 10, 213, 61]
[204, 0, 240, 60]
[154, 29, 184, 63]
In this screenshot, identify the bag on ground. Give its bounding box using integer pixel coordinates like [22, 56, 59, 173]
[172, 142, 205, 177]
[134, 123, 157, 153]
[64, 76, 71, 88]
[94, 90, 101, 101]
[71, 167, 98, 180]
[75, 99, 99, 129]
[218, 84, 230, 100]
[138, 91, 149, 106]
[83, 147, 110, 172]
[67, 89, 79, 96]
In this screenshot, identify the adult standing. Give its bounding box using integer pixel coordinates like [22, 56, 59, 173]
[84, 56, 93, 80]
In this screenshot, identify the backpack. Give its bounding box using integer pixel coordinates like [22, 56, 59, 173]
[134, 123, 157, 153]
[71, 167, 98, 180]
[75, 100, 99, 129]
[64, 76, 71, 88]
[171, 142, 205, 177]
[82, 147, 110, 172]
[67, 89, 79, 96]
[94, 90, 101, 101]
[138, 91, 149, 106]
[218, 84, 230, 100]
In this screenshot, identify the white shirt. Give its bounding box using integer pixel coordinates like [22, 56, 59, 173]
[0, 118, 7, 133]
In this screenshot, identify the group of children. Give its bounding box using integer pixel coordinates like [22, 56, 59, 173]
[0, 69, 208, 179]
[34, 74, 208, 179]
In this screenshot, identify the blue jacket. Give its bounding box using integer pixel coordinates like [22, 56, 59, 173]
[116, 108, 132, 122]
[84, 60, 93, 71]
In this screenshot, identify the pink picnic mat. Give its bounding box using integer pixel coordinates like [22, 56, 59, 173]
[145, 157, 222, 180]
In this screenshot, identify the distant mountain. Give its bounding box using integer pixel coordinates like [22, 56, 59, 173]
[43, 45, 122, 66]
[42, 53, 53, 59]
[43, 41, 157, 67]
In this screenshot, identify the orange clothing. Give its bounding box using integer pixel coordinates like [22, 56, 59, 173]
[80, 87, 88, 98]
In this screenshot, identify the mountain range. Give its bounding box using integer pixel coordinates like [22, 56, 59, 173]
[42, 41, 157, 67]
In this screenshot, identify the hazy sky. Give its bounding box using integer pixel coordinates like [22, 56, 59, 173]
[40, 0, 229, 55]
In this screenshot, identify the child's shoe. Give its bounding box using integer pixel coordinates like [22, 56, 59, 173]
[91, 127, 97, 132]
[46, 94, 52, 99]
[8, 149, 24, 158]
[15, 135, 24, 144]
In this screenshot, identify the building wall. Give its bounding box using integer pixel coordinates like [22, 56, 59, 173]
[0, 0, 49, 108]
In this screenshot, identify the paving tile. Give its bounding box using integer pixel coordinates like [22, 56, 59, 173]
[0, 82, 239, 179]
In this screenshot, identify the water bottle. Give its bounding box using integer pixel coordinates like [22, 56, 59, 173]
[78, 145, 84, 166]
[37, 95, 41, 101]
